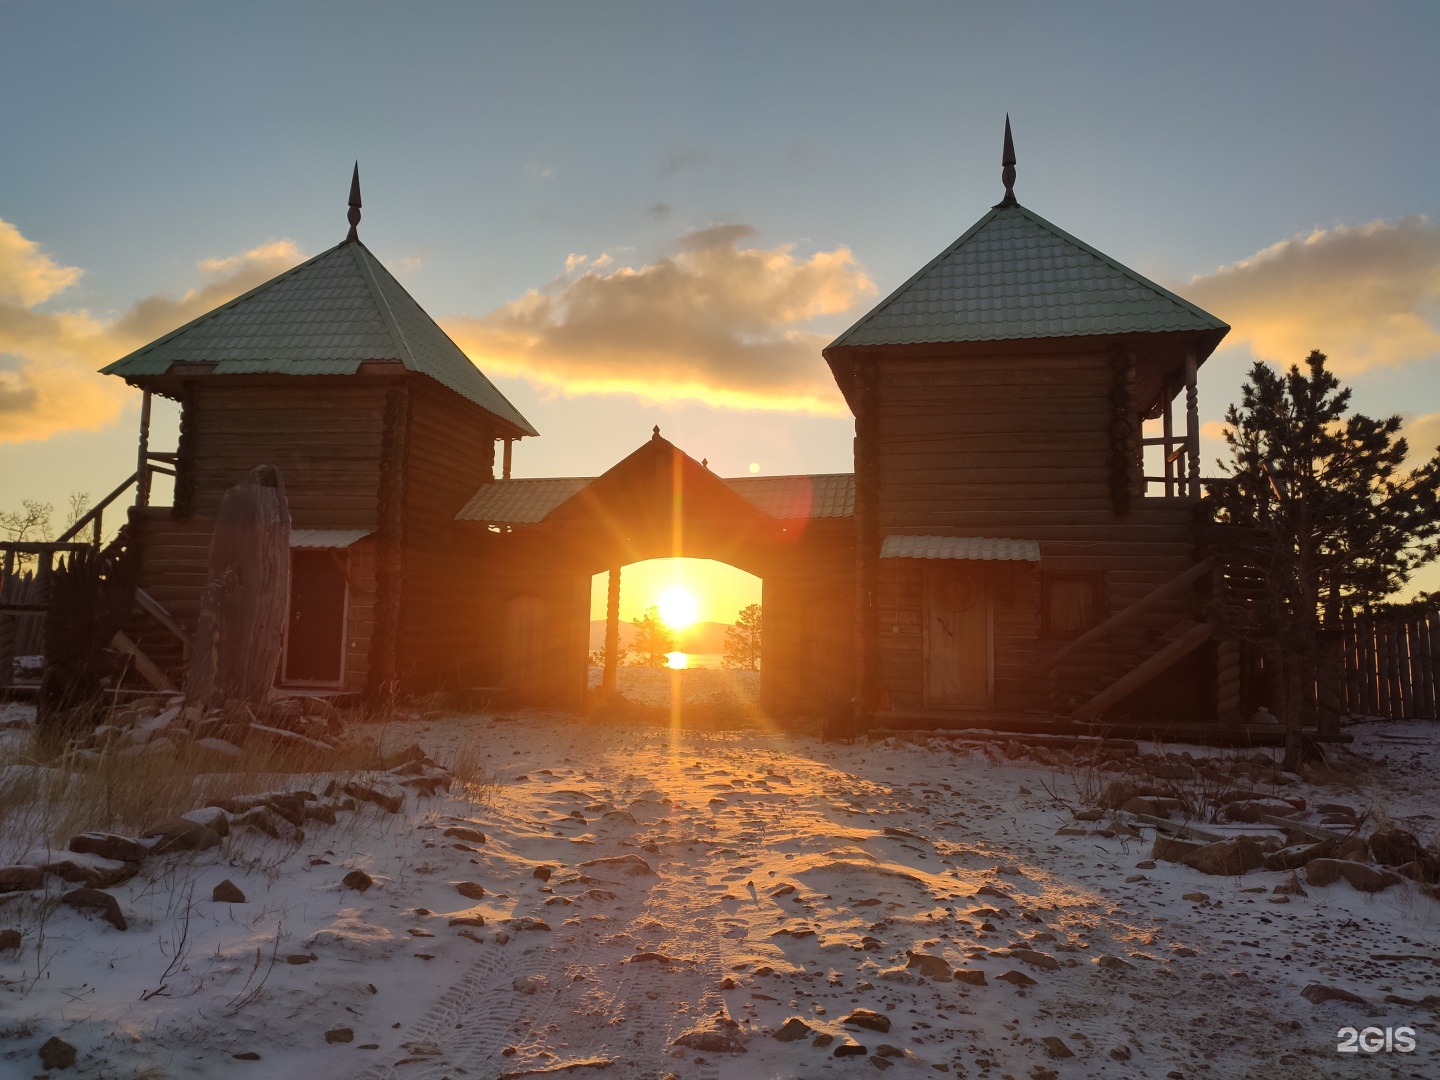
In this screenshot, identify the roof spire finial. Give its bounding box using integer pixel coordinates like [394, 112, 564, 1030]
[346, 161, 362, 242]
[995, 115, 1018, 208]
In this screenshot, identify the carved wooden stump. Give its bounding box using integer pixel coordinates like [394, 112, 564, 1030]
[187, 466, 291, 707]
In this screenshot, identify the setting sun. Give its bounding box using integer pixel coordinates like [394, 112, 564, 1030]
[657, 585, 699, 629]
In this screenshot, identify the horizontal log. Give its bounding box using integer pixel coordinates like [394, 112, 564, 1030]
[879, 412, 1108, 435]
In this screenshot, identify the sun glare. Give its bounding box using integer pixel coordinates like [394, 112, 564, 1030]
[657, 585, 699, 629]
[666, 651, 688, 670]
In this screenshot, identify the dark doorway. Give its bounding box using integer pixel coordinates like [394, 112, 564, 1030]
[283, 549, 348, 684]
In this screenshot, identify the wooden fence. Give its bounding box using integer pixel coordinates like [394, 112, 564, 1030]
[1330, 612, 1440, 720]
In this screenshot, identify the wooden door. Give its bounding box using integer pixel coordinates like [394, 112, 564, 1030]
[924, 564, 991, 709]
[283, 549, 348, 685]
[502, 594, 546, 700]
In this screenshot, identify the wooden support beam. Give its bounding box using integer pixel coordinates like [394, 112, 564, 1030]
[1162, 385, 1174, 497]
[112, 630, 178, 693]
[1046, 558, 1214, 671]
[136, 389, 153, 509]
[1184, 348, 1200, 497]
[602, 564, 620, 693]
[1072, 621, 1213, 722]
[135, 587, 192, 660]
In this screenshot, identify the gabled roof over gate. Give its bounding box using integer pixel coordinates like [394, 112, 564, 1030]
[456, 468, 855, 524]
[102, 238, 537, 436]
[542, 429, 775, 530]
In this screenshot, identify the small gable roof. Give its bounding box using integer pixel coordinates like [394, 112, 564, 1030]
[542, 431, 774, 529]
[102, 239, 537, 436]
[826, 204, 1228, 352]
[456, 472, 855, 525]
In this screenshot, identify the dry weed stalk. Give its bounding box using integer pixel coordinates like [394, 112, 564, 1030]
[0, 717, 402, 856]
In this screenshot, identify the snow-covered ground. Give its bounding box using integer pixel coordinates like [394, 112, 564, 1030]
[3, 701, 1440, 1079]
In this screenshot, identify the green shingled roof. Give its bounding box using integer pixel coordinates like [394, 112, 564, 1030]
[102, 239, 537, 436]
[828, 204, 1228, 350]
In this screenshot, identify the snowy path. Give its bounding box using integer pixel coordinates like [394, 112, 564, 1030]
[5, 709, 1440, 1078]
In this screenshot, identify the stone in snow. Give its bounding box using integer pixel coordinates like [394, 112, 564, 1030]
[62, 888, 127, 931]
[69, 832, 149, 863]
[773, 1017, 812, 1041]
[39, 1036, 77, 1070]
[840, 1008, 890, 1033]
[212, 879, 246, 903]
[342, 870, 374, 892]
[1302, 983, 1365, 1005]
[1043, 1036, 1075, 1059]
[905, 952, 953, 981]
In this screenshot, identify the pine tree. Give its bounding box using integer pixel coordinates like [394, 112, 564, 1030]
[1207, 351, 1440, 764]
[722, 603, 763, 670]
[630, 606, 675, 668]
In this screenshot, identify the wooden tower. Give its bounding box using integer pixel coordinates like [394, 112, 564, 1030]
[102, 167, 535, 696]
[823, 120, 1233, 728]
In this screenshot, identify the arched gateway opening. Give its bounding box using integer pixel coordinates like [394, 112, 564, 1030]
[587, 556, 763, 706]
[456, 430, 855, 717]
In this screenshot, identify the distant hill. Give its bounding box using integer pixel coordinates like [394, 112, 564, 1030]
[588, 620, 730, 655]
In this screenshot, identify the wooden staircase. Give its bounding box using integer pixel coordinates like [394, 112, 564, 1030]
[0, 456, 191, 696]
[1045, 559, 1218, 723]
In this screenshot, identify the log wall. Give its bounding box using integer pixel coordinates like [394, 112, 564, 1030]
[186, 379, 389, 528]
[867, 349, 1211, 723]
[394, 378, 499, 689]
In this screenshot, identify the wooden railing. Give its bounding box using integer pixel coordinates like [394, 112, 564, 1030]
[54, 453, 175, 548]
[1045, 558, 1215, 718]
[1, 452, 183, 691]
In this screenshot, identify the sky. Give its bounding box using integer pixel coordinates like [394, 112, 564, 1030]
[3, 1, 1440, 608]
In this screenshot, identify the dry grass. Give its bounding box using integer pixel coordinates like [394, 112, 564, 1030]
[0, 720, 393, 861]
[434, 736, 501, 807]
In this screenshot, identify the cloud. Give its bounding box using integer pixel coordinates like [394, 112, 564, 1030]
[0, 224, 301, 444]
[444, 224, 876, 414]
[659, 148, 706, 176]
[1405, 412, 1440, 465]
[1186, 216, 1440, 373]
[0, 220, 83, 307]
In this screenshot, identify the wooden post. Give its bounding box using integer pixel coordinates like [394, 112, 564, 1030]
[1162, 384, 1175, 498]
[136, 389, 153, 510]
[503, 437, 513, 480]
[1184, 348, 1200, 498]
[0, 548, 14, 685]
[1399, 620, 1414, 718]
[854, 358, 881, 729]
[602, 564, 620, 693]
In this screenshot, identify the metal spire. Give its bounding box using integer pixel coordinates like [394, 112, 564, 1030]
[995, 115, 1018, 208]
[346, 161, 362, 241]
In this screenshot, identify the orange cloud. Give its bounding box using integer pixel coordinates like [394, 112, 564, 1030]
[444, 224, 876, 415]
[1404, 411, 1440, 466]
[0, 226, 301, 444]
[1186, 216, 1440, 373]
